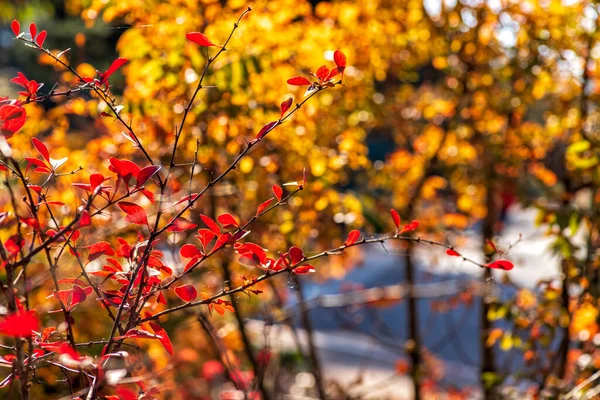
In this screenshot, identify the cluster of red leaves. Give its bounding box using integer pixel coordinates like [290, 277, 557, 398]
[0, 103, 26, 140]
[11, 21, 47, 47]
[287, 50, 347, 87]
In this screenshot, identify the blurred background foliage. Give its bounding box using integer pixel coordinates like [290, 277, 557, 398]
[2, 0, 600, 398]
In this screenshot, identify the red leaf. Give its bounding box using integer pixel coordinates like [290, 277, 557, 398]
[118, 202, 148, 226]
[287, 76, 312, 86]
[345, 230, 360, 246]
[280, 98, 293, 118]
[21, 217, 40, 231]
[446, 249, 460, 257]
[137, 165, 161, 187]
[11, 20, 20, 36]
[141, 188, 155, 203]
[211, 233, 231, 253]
[5, 235, 24, 255]
[183, 256, 199, 273]
[29, 23, 37, 40]
[100, 58, 128, 84]
[200, 215, 221, 234]
[0, 312, 39, 337]
[149, 322, 173, 356]
[25, 157, 50, 173]
[186, 32, 221, 47]
[68, 285, 87, 310]
[196, 229, 216, 250]
[236, 242, 268, 267]
[0, 104, 27, 139]
[485, 260, 514, 271]
[256, 198, 275, 216]
[32, 138, 50, 162]
[294, 264, 315, 274]
[272, 184, 283, 201]
[255, 121, 278, 141]
[109, 158, 140, 182]
[400, 220, 419, 234]
[173, 193, 199, 207]
[90, 173, 105, 192]
[180, 244, 201, 259]
[315, 65, 329, 82]
[334, 50, 347, 69]
[36, 30, 47, 47]
[87, 241, 115, 262]
[78, 209, 91, 228]
[289, 246, 304, 264]
[217, 213, 239, 229]
[167, 217, 198, 232]
[390, 209, 401, 231]
[174, 284, 198, 302]
[327, 67, 342, 81]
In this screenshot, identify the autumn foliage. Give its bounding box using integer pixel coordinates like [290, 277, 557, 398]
[3, 0, 600, 399]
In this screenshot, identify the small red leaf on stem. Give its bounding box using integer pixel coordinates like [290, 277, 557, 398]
[280, 98, 293, 118]
[196, 229, 217, 250]
[186, 32, 221, 47]
[211, 233, 231, 253]
[255, 121, 278, 141]
[68, 285, 87, 310]
[287, 76, 311, 86]
[36, 30, 47, 47]
[11, 20, 20, 36]
[289, 246, 304, 264]
[0, 312, 39, 337]
[334, 50, 347, 69]
[180, 244, 201, 259]
[390, 209, 401, 231]
[137, 165, 161, 187]
[29, 23, 37, 40]
[272, 185, 283, 201]
[87, 241, 115, 262]
[175, 284, 198, 302]
[99, 58, 128, 84]
[485, 260, 514, 271]
[294, 265, 315, 274]
[256, 198, 275, 216]
[217, 213, 239, 229]
[90, 173, 105, 192]
[315, 65, 330, 82]
[0, 104, 27, 139]
[149, 322, 173, 356]
[200, 215, 221, 234]
[167, 217, 198, 232]
[345, 230, 360, 246]
[31, 137, 49, 162]
[118, 202, 149, 226]
[446, 249, 460, 257]
[400, 220, 419, 234]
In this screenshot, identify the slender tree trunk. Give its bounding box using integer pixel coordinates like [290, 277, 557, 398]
[293, 275, 328, 400]
[405, 241, 422, 400]
[480, 156, 497, 400]
[209, 191, 272, 400]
